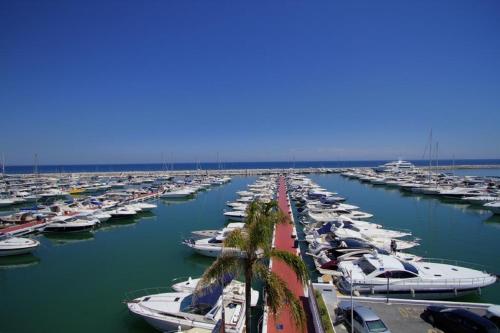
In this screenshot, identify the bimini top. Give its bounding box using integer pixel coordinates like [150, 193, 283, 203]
[193, 273, 234, 307]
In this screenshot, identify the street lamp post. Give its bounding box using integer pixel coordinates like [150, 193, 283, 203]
[349, 269, 354, 333]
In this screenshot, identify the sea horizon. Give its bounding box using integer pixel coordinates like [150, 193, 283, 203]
[3, 158, 500, 174]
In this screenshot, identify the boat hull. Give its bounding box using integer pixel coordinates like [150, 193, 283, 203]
[0, 245, 39, 256]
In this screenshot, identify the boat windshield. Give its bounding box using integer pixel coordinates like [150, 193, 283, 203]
[208, 238, 223, 244]
[180, 295, 213, 315]
[400, 261, 419, 274]
[358, 259, 377, 275]
[366, 319, 388, 332]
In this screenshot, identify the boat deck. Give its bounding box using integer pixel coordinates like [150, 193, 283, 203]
[266, 176, 312, 333]
[1, 220, 48, 236]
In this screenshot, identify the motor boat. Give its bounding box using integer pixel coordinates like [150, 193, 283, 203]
[437, 187, 489, 200]
[183, 223, 245, 257]
[307, 210, 373, 222]
[0, 198, 15, 207]
[129, 202, 157, 212]
[484, 201, 500, 215]
[108, 207, 138, 218]
[0, 233, 40, 256]
[311, 247, 421, 276]
[462, 196, 498, 205]
[43, 215, 98, 233]
[0, 212, 40, 224]
[337, 252, 497, 299]
[127, 278, 255, 333]
[223, 211, 247, 222]
[161, 188, 196, 198]
[374, 160, 415, 173]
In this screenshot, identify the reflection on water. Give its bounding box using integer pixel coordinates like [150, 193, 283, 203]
[44, 231, 95, 245]
[0, 254, 40, 269]
[160, 197, 197, 205]
[484, 214, 500, 227]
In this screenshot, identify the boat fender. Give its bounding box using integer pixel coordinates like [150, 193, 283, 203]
[454, 288, 458, 296]
[478, 287, 482, 296]
[371, 287, 375, 295]
[411, 288, 415, 298]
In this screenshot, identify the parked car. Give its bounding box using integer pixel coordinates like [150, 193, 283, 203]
[424, 306, 499, 333]
[338, 301, 391, 333]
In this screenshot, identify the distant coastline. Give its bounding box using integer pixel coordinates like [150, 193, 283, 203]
[2, 159, 500, 175]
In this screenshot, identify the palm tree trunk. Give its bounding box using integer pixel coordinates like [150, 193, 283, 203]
[245, 263, 252, 333]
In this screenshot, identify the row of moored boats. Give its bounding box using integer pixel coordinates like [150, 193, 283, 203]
[288, 172, 498, 300]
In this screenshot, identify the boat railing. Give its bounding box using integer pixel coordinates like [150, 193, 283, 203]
[124, 286, 172, 302]
[350, 274, 496, 290]
[420, 257, 493, 272]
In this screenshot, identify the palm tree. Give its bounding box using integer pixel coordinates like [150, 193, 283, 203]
[196, 200, 308, 333]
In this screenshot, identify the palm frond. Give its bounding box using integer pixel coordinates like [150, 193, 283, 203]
[196, 254, 243, 294]
[269, 249, 309, 284]
[223, 228, 247, 251]
[282, 282, 307, 331]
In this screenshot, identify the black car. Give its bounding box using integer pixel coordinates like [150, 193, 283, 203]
[424, 306, 499, 333]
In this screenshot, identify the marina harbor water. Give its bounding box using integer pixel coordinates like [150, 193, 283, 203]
[1, 166, 500, 332]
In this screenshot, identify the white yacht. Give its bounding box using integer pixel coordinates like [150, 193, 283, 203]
[108, 207, 138, 218]
[127, 279, 254, 333]
[128, 202, 157, 212]
[484, 201, 500, 215]
[462, 196, 498, 205]
[374, 160, 415, 173]
[0, 233, 40, 256]
[223, 211, 247, 222]
[161, 188, 196, 198]
[437, 187, 488, 199]
[183, 223, 245, 257]
[338, 252, 497, 299]
[307, 210, 373, 222]
[0, 198, 15, 207]
[43, 215, 98, 233]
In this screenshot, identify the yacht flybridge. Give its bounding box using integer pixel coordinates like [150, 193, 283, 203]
[338, 252, 497, 299]
[374, 160, 416, 173]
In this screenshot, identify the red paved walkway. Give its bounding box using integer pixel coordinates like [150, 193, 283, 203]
[267, 176, 311, 333]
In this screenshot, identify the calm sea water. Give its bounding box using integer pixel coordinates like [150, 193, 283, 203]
[1, 170, 500, 333]
[4, 159, 500, 174]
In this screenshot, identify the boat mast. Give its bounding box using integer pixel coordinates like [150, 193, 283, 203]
[435, 142, 439, 173]
[428, 129, 433, 183]
[1, 153, 4, 176]
[34, 153, 39, 206]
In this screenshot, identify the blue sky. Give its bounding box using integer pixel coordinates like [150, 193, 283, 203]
[1, 0, 499, 165]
